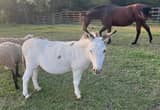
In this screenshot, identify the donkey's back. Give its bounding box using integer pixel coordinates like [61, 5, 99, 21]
[22, 38, 86, 74]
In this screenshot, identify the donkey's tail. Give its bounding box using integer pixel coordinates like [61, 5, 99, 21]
[22, 54, 26, 69]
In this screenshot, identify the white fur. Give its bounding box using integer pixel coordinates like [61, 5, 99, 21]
[0, 34, 33, 45]
[22, 33, 108, 99]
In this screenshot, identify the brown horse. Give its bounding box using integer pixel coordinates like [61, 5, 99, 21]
[81, 3, 152, 44]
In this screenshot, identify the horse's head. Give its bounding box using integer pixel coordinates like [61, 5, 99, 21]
[85, 30, 116, 74]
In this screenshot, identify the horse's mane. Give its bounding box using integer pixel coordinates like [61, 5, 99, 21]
[93, 4, 116, 10]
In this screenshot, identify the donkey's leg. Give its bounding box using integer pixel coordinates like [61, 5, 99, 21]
[22, 66, 34, 99]
[11, 69, 19, 89]
[142, 22, 152, 43]
[16, 62, 21, 77]
[73, 70, 82, 100]
[132, 22, 141, 45]
[32, 68, 41, 91]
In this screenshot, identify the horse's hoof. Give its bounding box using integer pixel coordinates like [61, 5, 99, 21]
[107, 39, 112, 44]
[149, 40, 152, 43]
[131, 42, 136, 45]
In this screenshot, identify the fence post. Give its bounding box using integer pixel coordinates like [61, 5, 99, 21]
[158, 8, 160, 21]
[51, 13, 56, 24]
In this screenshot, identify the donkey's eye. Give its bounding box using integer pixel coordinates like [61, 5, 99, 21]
[103, 50, 106, 53]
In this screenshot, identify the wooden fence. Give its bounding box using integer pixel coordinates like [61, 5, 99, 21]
[150, 7, 160, 22]
[35, 7, 160, 24]
[54, 11, 86, 24]
[54, 8, 160, 24]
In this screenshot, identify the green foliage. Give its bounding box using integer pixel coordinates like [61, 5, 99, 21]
[0, 0, 159, 23]
[31, 0, 50, 13]
[0, 0, 17, 23]
[49, 0, 110, 11]
[0, 10, 8, 24]
[70, 0, 111, 10]
[111, 0, 160, 6]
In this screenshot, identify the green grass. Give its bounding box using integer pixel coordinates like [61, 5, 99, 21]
[0, 24, 160, 110]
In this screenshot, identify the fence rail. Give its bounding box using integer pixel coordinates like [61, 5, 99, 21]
[35, 7, 160, 24]
[54, 8, 160, 24]
[54, 11, 86, 24]
[150, 7, 160, 21]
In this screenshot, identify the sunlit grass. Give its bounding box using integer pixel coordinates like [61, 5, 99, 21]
[0, 24, 159, 110]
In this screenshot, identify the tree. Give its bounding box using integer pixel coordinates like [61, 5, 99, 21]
[0, 0, 17, 23]
[49, 0, 111, 11]
[111, 0, 160, 6]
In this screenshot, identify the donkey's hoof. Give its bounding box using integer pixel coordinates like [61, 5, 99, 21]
[35, 87, 42, 92]
[24, 94, 31, 99]
[76, 96, 82, 100]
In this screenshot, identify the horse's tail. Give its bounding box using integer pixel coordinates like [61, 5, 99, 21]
[141, 6, 152, 18]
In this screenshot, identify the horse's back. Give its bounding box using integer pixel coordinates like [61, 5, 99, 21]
[86, 3, 150, 20]
[86, 4, 116, 18]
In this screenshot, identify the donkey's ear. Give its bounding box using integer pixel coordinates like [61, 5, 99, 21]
[85, 32, 95, 40]
[103, 30, 117, 42]
[95, 32, 99, 37]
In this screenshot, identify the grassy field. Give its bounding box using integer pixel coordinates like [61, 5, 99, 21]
[0, 24, 159, 110]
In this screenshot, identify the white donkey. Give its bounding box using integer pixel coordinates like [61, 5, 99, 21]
[22, 30, 116, 99]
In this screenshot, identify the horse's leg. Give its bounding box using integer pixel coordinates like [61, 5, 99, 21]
[11, 69, 19, 89]
[132, 22, 141, 45]
[22, 65, 34, 99]
[99, 26, 112, 44]
[32, 68, 41, 91]
[73, 70, 82, 100]
[142, 22, 152, 43]
[99, 18, 112, 44]
[99, 17, 111, 36]
[107, 28, 112, 44]
[82, 16, 91, 34]
[99, 26, 108, 36]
